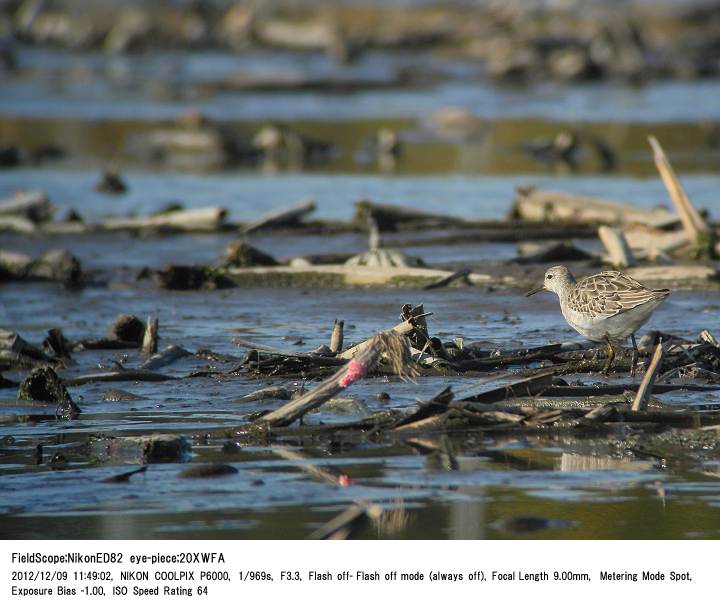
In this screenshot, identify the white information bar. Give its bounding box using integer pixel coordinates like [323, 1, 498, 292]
[1, 540, 712, 609]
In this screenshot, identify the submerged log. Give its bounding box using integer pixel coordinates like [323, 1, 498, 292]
[87, 434, 191, 464]
[235, 384, 296, 404]
[100, 465, 147, 483]
[157, 264, 234, 290]
[65, 369, 176, 386]
[422, 268, 472, 290]
[74, 338, 140, 351]
[513, 241, 594, 264]
[217, 240, 279, 267]
[354, 199, 467, 232]
[101, 389, 145, 402]
[139, 345, 191, 370]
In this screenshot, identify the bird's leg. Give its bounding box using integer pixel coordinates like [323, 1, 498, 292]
[630, 333, 639, 378]
[601, 335, 615, 376]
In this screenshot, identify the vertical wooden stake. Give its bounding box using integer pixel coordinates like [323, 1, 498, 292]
[648, 136, 711, 253]
[141, 316, 158, 356]
[632, 341, 665, 412]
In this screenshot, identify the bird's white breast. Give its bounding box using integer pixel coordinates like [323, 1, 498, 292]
[560, 299, 662, 342]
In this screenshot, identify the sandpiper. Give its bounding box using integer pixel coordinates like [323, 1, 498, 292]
[526, 265, 669, 374]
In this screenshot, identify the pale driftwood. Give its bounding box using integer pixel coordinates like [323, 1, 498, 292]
[599, 225, 636, 268]
[258, 332, 412, 426]
[0, 216, 37, 234]
[139, 345, 190, 370]
[255, 18, 335, 50]
[103, 207, 227, 232]
[0, 190, 54, 222]
[648, 136, 711, 251]
[36, 221, 89, 235]
[632, 342, 665, 412]
[0, 250, 32, 277]
[626, 265, 717, 284]
[330, 319, 344, 352]
[699, 330, 720, 349]
[511, 187, 675, 226]
[141, 316, 158, 356]
[623, 227, 689, 256]
[242, 198, 316, 234]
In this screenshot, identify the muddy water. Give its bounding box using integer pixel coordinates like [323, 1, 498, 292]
[6, 46, 720, 125]
[2, 263, 720, 539]
[3, 26, 720, 540]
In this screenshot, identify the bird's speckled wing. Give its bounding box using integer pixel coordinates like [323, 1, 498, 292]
[566, 271, 667, 319]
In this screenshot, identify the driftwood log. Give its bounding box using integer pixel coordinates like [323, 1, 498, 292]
[510, 187, 676, 226]
[0, 190, 54, 222]
[242, 198, 316, 234]
[599, 225, 636, 268]
[103, 207, 227, 232]
[257, 332, 414, 426]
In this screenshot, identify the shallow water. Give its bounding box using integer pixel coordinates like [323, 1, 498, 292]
[3, 169, 720, 223]
[3, 13, 720, 539]
[2, 273, 720, 539]
[6, 46, 720, 124]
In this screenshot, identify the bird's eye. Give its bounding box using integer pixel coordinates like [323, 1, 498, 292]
[546, 274, 553, 280]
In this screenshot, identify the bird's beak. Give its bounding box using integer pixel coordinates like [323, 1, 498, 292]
[525, 285, 547, 297]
